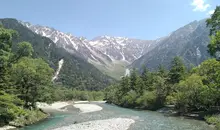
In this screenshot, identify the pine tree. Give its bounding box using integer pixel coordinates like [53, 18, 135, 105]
[168, 57, 186, 84]
[130, 68, 138, 90]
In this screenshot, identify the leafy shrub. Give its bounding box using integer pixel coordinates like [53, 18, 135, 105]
[0, 91, 25, 126]
[205, 115, 220, 125]
[136, 91, 156, 109]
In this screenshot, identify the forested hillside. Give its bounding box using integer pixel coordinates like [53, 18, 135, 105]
[0, 18, 114, 90]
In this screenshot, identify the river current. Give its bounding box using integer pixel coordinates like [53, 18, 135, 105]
[20, 102, 213, 130]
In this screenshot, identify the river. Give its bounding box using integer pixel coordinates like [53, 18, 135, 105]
[19, 102, 213, 130]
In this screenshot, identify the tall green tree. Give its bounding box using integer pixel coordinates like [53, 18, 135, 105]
[206, 6, 220, 36]
[12, 58, 53, 108]
[130, 68, 138, 90]
[168, 57, 186, 84]
[120, 76, 130, 96]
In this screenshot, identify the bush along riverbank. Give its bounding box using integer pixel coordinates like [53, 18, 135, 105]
[104, 6, 220, 129]
[8, 109, 48, 128]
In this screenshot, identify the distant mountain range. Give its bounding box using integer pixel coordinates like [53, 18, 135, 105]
[20, 22, 162, 78]
[21, 19, 211, 77]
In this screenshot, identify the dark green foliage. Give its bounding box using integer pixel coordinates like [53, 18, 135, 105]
[0, 91, 25, 126]
[12, 57, 54, 108]
[168, 57, 186, 84]
[0, 26, 15, 91]
[206, 6, 220, 36]
[105, 62, 172, 110]
[207, 31, 220, 58]
[206, 6, 220, 57]
[105, 56, 220, 116]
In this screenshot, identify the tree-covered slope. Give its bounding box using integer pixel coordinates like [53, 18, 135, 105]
[0, 18, 113, 90]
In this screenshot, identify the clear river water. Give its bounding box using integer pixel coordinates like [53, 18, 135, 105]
[19, 102, 213, 130]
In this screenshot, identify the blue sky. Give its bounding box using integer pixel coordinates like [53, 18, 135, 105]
[0, 0, 219, 40]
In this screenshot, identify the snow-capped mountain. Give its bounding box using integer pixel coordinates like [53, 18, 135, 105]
[89, 36, 157, 62]
[21, 21, 157, 66]
[20, 19, 211, 79]
[21, 22, 108, 64]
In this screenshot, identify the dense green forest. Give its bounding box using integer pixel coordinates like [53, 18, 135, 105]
[104, 6, 220, 129]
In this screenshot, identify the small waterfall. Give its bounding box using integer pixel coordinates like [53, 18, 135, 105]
[52, 59, 64, 81]
[125, 68, 130, 76]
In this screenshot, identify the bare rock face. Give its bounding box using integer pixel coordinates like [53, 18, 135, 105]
[21, 22, 159, 66]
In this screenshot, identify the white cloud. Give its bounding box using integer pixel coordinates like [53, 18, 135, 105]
[191, 0, 210, 12]
[207, 10, 215, 15]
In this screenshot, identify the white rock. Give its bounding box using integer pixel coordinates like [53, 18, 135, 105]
[37, 102, 69, 111]
[53, 118, 135, 130]
[73, 104, 102, 113]
[74, 101, 89, 104]
[0, 126, 16, 130]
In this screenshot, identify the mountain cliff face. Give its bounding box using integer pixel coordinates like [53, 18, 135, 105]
[131, 19, 211, 70]
[21, 22, 161, 78]
[0, 18, 114, 90]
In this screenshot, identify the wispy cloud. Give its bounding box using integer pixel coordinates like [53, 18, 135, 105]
[207, 10, 214, 15]
[191, 0, 210, 12]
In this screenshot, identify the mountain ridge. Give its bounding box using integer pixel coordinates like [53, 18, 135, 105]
[131, 19, 210, 70]
[20, 18, 210, 78]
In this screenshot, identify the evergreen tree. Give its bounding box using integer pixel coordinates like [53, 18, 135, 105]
[157, 64, 168, 78]
[120, 76, 130, 96]
[168, 57, 186, 84]
[130, 68, 138, 90]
